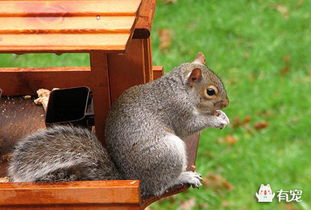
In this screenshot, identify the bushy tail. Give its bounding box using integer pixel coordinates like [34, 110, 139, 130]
[8, 125, 122, 182]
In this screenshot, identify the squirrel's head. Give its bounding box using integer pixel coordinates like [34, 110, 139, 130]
[179, 52, 229, 113]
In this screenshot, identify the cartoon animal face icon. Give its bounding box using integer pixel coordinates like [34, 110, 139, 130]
[259, 184, 273, 196]
[256, 184, 275, 202]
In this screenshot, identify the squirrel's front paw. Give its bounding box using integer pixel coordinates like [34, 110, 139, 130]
[207, 110, 230, 129]
[177, 171, 203, 188]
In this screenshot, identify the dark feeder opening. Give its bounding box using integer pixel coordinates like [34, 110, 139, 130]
[45, 87, 94, 128]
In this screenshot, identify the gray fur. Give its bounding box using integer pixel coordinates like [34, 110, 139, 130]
[8, 54, 230, 199]
[9, 126, 122, 182]
[105, 60, 229, 198]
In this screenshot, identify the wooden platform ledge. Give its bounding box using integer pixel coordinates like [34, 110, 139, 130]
[0, 180, 141, 209]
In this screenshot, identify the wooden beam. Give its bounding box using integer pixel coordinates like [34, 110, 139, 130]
[0, 180, 140, 207]
[108, 39, 147, 103]
[143, 37, 153, 82]
[0, 67, 91, 96]
[0, 0, 142, 17]
[0, 34, 129, 52]
[133, 0, 156, 39]
[89, 52, 111, 145]
[152, 65, 164, 80]
[0, 16, 135, 34]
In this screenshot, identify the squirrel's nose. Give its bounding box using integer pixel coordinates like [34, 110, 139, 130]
[220, 99, 229, 109]
[222, 100, 229, 108]
[214, 99, 229, 109]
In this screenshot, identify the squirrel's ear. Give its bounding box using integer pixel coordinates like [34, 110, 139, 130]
[188, 68, 202, 85]
[192, 52, 206, 65]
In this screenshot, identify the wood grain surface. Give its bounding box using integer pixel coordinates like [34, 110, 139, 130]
[133, 0, 156, 39]
[0, 0, 142, 52]
[0, 0, 141, 17]
[0, 180, 140, 207]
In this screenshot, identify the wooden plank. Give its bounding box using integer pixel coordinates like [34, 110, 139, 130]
[0, 205, 140, 210]
[185, 133, 200, 172]
[89, 52, 111, 145]
[0, 66, 90, 72]
[0, 34, 129, 52]
[108, 39, 146, 103]
[0, 0, 142, 17]
[133, 0, 156, 39]
[152, 66, 164, 80]
[0, 16, 135, 34]
[0, 162, 8, 177]
[0, 96, 46, 178]
[143, 37, 153, 82]
[108, 38, 152, 99]
[0, 180, 140, 205]
[0, 67, 91, 96]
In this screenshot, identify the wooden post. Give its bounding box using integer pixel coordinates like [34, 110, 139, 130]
[89, 52, 111, 145]
[108, 39, 147, 103]
[143, 37, 153, 83]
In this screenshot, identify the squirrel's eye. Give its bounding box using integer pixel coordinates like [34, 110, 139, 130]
[207, 88, 216, 96]
[206, 85, 218, 97]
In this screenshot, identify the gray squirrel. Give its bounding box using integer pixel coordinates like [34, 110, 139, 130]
[8, 52, 230, 198]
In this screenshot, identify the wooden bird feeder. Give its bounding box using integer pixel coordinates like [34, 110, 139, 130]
[0, 0, 200, 209]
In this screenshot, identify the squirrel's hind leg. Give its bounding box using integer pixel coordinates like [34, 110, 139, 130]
[139, 134, 188, 198]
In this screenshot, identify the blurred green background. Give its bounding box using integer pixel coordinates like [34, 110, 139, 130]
[0, 0, 310, 209]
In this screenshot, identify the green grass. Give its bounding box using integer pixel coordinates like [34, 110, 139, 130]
[0, 53, 89, 67]
[150, 0, 311, 209]
[1, 0, 310, 209]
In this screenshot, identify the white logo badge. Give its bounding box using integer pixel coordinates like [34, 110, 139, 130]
[256, 184, 275, 202]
